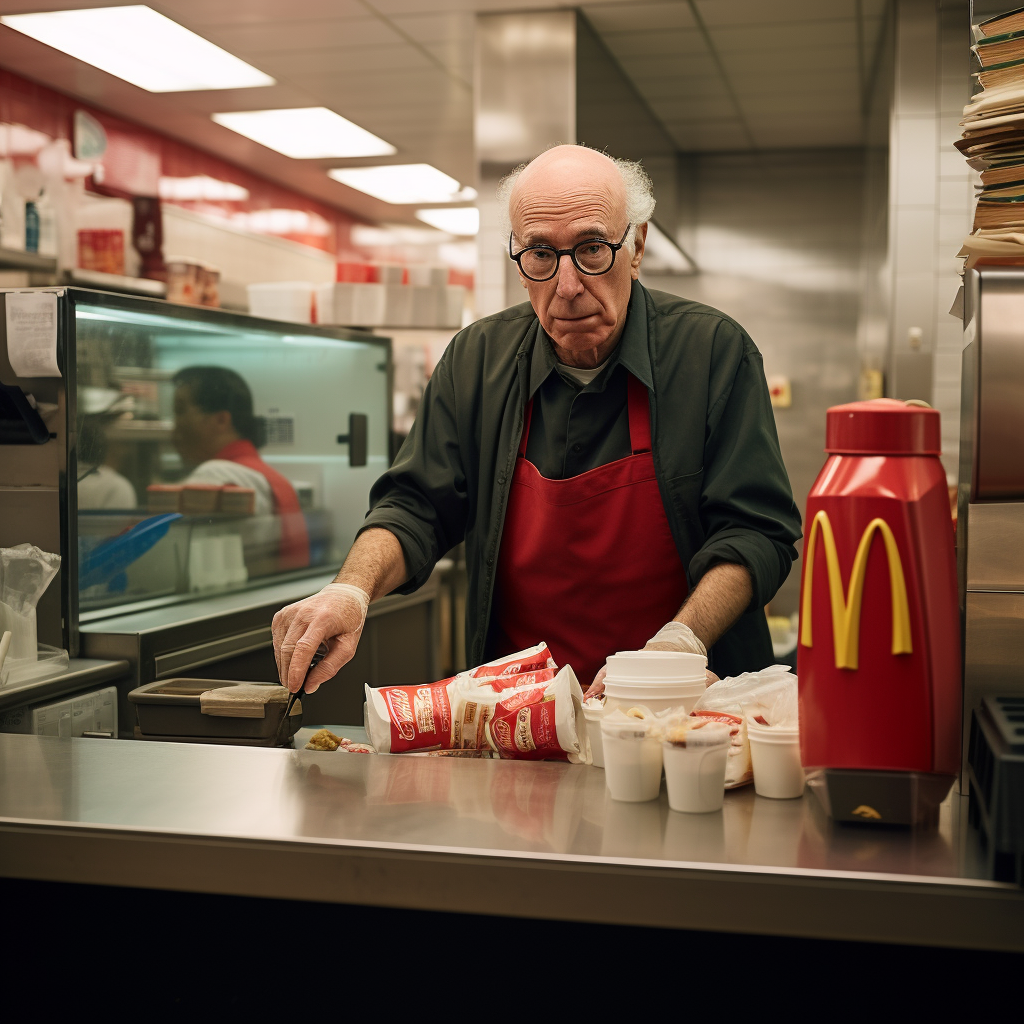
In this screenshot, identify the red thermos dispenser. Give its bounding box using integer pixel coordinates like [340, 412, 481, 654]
[798, 400, 961, 826]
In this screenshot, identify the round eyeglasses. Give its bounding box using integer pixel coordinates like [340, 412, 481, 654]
[508, 224, 631, 282]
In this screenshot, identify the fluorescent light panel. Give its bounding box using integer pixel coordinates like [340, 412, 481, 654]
[1, 6, 274, 93]
[416, 208, 479, 236]
[213, 108, 395, 159]
[329, 164, 475, 205]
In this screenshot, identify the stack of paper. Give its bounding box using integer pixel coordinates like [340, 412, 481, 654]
[958, 7, 1024, 267]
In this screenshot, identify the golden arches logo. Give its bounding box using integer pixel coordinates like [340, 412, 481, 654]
[800, 511, 913, 670]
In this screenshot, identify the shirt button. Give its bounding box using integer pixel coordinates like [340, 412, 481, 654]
[572, 443, 583, 454]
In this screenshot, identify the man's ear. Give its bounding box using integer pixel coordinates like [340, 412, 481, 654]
[212, 409, 233, 433]
[630, 223, 648, 279]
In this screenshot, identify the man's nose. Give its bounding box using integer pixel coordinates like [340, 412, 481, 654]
[554, 253, 584, 299]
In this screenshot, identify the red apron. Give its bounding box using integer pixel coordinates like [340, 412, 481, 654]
[215, 439, 310, 571]
[492, 374, 689, 687]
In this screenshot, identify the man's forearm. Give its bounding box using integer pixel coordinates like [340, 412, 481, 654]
[675, 562, 753, 650]
[334, 528, 409, 602]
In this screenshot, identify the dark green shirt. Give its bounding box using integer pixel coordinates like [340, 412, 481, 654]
[362, 281, 802, 678]
[524, 294, 651, 478]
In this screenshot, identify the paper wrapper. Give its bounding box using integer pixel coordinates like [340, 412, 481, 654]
[365, 644, 588, 762]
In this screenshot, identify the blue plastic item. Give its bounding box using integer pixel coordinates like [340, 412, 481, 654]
[78, 513, 183, 592]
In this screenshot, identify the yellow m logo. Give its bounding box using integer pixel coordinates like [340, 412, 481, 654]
[800, 511, 913, 671]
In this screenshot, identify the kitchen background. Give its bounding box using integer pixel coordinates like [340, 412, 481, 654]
[0, 0, 989, 614]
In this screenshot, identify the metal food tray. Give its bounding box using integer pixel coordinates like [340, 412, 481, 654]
[128, 678, 301, 746]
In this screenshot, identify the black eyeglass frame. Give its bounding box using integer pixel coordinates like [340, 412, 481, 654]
[508, 224, 632, 281]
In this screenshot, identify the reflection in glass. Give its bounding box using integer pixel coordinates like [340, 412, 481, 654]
[73, 300, 388, 614]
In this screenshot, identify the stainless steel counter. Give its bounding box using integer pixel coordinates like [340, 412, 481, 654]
[1, 731, 1021, 950]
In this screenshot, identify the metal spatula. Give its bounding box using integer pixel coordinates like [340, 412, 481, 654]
[276, 641, 329, 746]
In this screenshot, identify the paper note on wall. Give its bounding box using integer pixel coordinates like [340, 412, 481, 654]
[5, 292, 59, 378]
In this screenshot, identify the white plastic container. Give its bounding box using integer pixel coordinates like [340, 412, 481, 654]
[582, 699, 608, 768]
[246, 282, 314, 324]
[662, 721, 731, 813]
[602, 650, 707, 715]
[747, 721, 805, 799]
[601, 714, 663, 802]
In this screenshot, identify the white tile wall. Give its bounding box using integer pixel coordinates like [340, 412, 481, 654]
[887, 0, 972, 479]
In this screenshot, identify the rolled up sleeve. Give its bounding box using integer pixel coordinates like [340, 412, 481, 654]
[688, 323, 802, 608]
[360, 348, 468, 594]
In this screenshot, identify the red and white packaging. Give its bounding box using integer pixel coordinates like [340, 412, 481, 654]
[364, 644, 587, 762]
[688, 709, 749, 787]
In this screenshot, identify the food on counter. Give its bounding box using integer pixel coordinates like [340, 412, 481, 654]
[341, 742, 374, 753]
[365, 643, 588, 762]
[306, 728, 347, 751]
[689, 667, 798, 788]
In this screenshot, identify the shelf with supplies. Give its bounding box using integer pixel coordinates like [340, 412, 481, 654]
[0, 247, 58, 274]
[63, 268, 166, 298]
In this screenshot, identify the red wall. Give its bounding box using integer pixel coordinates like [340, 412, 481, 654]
[0, 68, 367, 256]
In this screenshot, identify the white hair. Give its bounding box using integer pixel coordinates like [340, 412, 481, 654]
[497, 144, 655, 256]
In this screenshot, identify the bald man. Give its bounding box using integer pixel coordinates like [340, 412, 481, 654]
[273, 145, 802, 699]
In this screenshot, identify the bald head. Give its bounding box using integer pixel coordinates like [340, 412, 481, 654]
[509, 146, 627, 247]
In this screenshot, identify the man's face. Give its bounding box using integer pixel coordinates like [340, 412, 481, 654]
[511, 169, 646, 369]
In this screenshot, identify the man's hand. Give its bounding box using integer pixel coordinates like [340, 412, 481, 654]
[272, 583, 369, 693]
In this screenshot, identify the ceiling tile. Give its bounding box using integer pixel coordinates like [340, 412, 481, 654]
[650, 95, 741, 120]
[708, 20, 860, 53]
[694, 0, 858, 28]
[737, 90, 862, 118]
[388, 11, 476, 43]
[256, 44, 434, 77]
[618, 52, 720, 79]
[718, 44, 860, 76]
[582, 2, 698, 34]
[205, 17, 401, 54]
[165, 0, 367, 27]
[601, 28, 708, 58]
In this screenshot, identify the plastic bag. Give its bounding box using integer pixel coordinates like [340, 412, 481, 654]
[0, 544, 63, 686]
[690, 665, 798, 787]
[1, 642, 69, 688]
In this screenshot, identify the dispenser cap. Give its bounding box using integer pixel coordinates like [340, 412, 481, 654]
[825, 399, 941, 456]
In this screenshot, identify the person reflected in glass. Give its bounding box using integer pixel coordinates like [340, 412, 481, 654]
[171, 366, 309, 570]
[77, 415, 137, 510]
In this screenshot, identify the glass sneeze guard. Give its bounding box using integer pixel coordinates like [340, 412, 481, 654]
[69, 291, 390, 620]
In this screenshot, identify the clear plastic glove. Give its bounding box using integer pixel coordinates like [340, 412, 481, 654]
[583, 621, 717, 699]
[272, 583, 370, 693]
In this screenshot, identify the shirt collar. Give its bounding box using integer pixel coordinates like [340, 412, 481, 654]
[527, 279, 653, 397]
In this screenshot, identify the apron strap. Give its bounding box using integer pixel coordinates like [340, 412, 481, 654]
[627, 374, 652, 455]
[518, 373, 652, 458]
[517, 400, 533, 457]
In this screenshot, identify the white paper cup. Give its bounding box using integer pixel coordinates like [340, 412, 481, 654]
[662, 722, 730, 813]
[747, 722, 805, 799]
[582, 702, 607, 767]
[601, 718, 663, 802]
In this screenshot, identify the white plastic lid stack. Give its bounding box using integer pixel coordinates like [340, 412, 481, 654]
[602, 650, 707, 714]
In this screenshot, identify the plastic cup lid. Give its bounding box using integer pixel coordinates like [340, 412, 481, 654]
[601, 708, 656, 739]
[664, 720, 731, 748]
